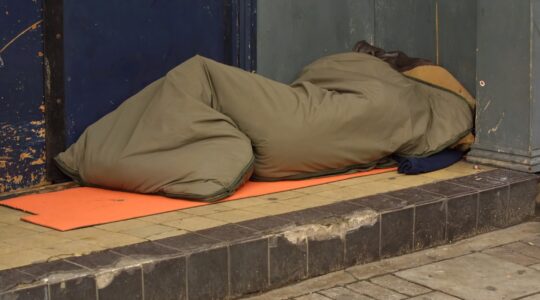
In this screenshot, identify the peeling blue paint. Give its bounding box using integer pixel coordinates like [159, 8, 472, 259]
[0, 0, 46, 192]
[0, 121, 46, 192]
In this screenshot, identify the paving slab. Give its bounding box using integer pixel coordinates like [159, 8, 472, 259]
[346, 281, 407, 300]
[407, 291, 461, 300]
[295, 293, 331, 300]
[245, 271, 357, 300]
[521, 293, 540, 300]
[319, 287, 373, 300]
[523, 236, 540, 247]
[457, 222, 540, 252]
[396, 253, 540, 300]
[504, 241, 540, 260]
[345, 246, 441, 280]
[369, 274, 431, 296]
[483, 242, 540, 266]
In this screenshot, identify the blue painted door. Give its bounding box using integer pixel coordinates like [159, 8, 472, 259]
[1, 0, 246, 192]
[63, 0, 234, 145]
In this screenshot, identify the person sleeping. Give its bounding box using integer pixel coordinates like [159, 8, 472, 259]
[55, 43, 474, 202]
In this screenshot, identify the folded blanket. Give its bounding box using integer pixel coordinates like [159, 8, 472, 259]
[393, 149, 464, 175]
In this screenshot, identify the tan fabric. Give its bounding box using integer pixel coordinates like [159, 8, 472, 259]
[56, 53, 473, 201]
[403, 65, 476, 150]
[403, 65, 476, 109]
[450, 133, 476, 151]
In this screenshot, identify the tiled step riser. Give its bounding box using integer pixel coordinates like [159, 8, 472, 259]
[1, 170, 537, 300]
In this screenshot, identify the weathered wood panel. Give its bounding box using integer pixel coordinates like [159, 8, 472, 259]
[374, 0, 437, 63]
[469, 0, 540, 172]
[475, 0, 531, 151]
[438, 0, 477, 95]
[256, 0, 375, 83]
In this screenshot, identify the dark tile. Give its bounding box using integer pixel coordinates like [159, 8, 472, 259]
[155, 232, 221, 254]
[111, 241, 180, 258]
[477, 186, 510, 233]
[187, 247, 228, 300]
[50, 276, 96, 300]
[345, 215, 380, 267]
[308, 237, 344, 277]
[387, 188, 444, 205]
[414, 201, 447, 250]
[347, 194, 408, 212]
[419, 181, 476, 197]
[143, 256, 186, 300]
[195, 224, 258, 243]
[276, 208, 328, 225]
[381, 208, 414, 258]
[230, 239, 268, 296]
[0, 285, 48, 300]
[0, 268, 35, 293]
[449, 173, 506, 190]
[97, 267, 142, 300]
[315, 202, 368, 217]
[18, 260, 87, 280]
[482, 168, 538, 184]
[269, 235, 307, 288]
[507, 178, 537, 225]
[66, 250, 125, 270]
[447, 194, 478, 242]
[237, 216, 293, 233]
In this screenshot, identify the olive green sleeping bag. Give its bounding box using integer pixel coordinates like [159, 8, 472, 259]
[55, 52, 473, 201]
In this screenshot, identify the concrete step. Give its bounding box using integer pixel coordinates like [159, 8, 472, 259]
[0, 169, 537, 299]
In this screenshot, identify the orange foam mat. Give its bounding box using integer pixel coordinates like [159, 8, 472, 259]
[1, 168, 396, 231]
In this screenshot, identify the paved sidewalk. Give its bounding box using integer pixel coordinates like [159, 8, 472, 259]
[245, 221, 540, 300]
